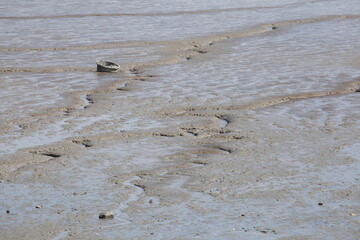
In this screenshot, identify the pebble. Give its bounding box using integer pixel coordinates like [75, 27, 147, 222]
[73, 192, 87, 196]
[356, 88, 360, 92]
[6, 210, 10, 214]
[318, 202, 323, 206]
[99, 211, 114, 219]
[35, 205, 43, 209]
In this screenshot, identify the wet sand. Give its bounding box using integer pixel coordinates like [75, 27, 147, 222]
[1, 0, 360, 239]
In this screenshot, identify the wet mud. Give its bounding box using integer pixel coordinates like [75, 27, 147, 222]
[1, 0, 360, 239]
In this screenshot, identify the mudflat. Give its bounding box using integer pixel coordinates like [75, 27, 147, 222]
[1, 1, 360, 239]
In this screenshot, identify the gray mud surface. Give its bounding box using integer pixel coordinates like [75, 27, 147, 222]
[1, 0, 360, 239]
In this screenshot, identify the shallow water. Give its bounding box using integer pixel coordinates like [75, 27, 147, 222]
[1, 0, 360, 239]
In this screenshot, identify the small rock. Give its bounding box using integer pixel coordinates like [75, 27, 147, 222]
[350, 213, 356, 216]
[149, 199, 153, 204]
[356, 88, 360, 92]
[35, 205, 43, 209]
[6, 210, 10, 214]
[73, 192, 87, 196]
[318, 202, 323, 206]
[99, 211, 114, 219]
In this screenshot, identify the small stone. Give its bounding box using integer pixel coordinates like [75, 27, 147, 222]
[350, 213, 356, 216]
[73, 192, 87, 196]
[318, 202, 323, 206]
[356, 88, 360, 92]
[6, 210, 10, 214]
[35, 205, 43, 209]
[149, 199, 153, 204]
[99, 211, 114, 219]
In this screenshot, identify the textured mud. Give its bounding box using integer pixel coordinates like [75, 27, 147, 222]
[1, 0, 360, 239]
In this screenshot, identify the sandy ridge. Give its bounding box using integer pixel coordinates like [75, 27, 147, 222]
[1, 14, 360, 74]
